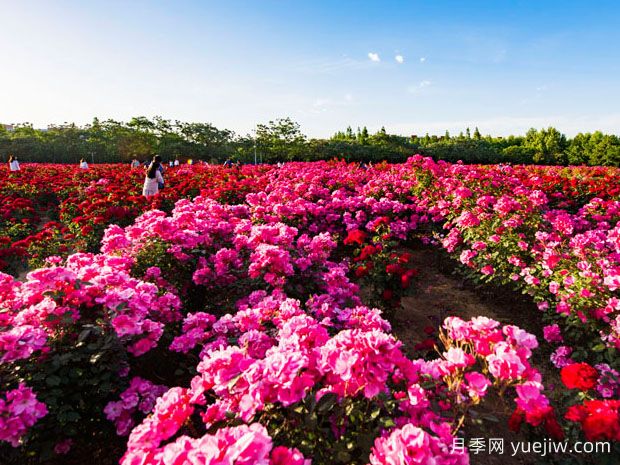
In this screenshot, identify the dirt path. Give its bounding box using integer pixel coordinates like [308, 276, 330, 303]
[391, 246, 548, 465]
[392, 247, 540, 354]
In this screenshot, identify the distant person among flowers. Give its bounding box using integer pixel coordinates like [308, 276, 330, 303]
[8, 155, 20, 171]
[142, 159, 164, 197]
[174, 159, 180, 166]
[79, 158, 89, 169]
[131, 159, 140, 168]
[152, 155, 165, 189]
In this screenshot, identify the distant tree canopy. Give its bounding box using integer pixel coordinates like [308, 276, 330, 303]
[0, 117, 618, 166]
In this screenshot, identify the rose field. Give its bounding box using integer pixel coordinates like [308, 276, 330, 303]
[1, 157, 620, 465]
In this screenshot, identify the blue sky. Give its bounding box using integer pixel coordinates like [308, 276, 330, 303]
[1, 0, 619, 137]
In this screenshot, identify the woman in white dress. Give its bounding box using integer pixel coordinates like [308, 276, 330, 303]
[8, 155, 20, 172]
[79, 158, 89, 169]
[143, 160, 164, 197]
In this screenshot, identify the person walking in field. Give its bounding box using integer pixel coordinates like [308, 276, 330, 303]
[143, 158, 164, 197]
[8, 155, 20, 171]
[79, 158, 89, 169]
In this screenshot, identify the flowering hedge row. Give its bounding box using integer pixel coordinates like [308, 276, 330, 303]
[1, 158, 619, 463]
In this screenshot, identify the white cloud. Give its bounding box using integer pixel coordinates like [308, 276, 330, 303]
[407, 80, 432, 95]
[368, 52, 380, 62]
[395, 54, 404, 64]
[419, 57, 426, 63]
[306, 94, 354, 115]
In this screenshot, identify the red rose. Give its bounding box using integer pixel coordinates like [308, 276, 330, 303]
[508, 407, 525, 433]
[400, 269, 418, 289]
[543, 412, 564, 440]
[385, 263, 403, 275]
[358, 244, 378, 260]
[413, 338, 436, 351]
[560, 363, 598, 391]
[354, 265, 369, 278]
[343, 229, 367, 246]
[581, 401, 620, 441]
[80, 225, 93, 235]
[565, 400, 620, 441]
[564, 405, 587, 422]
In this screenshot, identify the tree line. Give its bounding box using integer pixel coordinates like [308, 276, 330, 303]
[1, 117, 618, 166]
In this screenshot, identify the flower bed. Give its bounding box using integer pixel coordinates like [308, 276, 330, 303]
[0, 158, 619, 463]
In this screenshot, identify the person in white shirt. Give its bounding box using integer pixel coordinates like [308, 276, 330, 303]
[8, 155, 20, 172]
[174, 159, 180, 166]
[143, 160, 164, 197]
[79, 159, 89, 169]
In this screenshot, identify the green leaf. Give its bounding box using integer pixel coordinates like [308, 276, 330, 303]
[381, 417, 396, 428]
[77, 329, 91, 342]
[46, 375, 62, 386]
[316, 393, 338, 413]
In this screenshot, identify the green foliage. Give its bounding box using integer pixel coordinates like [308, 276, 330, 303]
[1, 116, 619, 166]
[1, 310, 128, 461]
[524, 127, 568, 164]
[248, 392, 401, 465]
[254, 118, 307, 162]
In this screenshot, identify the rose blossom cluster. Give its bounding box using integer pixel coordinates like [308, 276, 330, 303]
[438, 316, 562, 437]
[369, 424, 467, 465]
[104, 377, 169, 436]
[0, 253, 181, 455]
[399, 156, 619, 440]
[123, 294, 555, 465]
[123, 420, 309, 465]
[557, 361, 620, 440]
[0, 383, 47, 447]
[406, 156, 619, 351]
[0, 253, 181, 360]
[122, 305, 464, 464]
[565, 399, 620, 441]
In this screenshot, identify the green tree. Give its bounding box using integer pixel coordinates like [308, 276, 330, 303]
[178, 121, 234, 162]
[255, 118, 307, 162]
[524, 127, 567, 164]
[359, 127, 369, 144]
